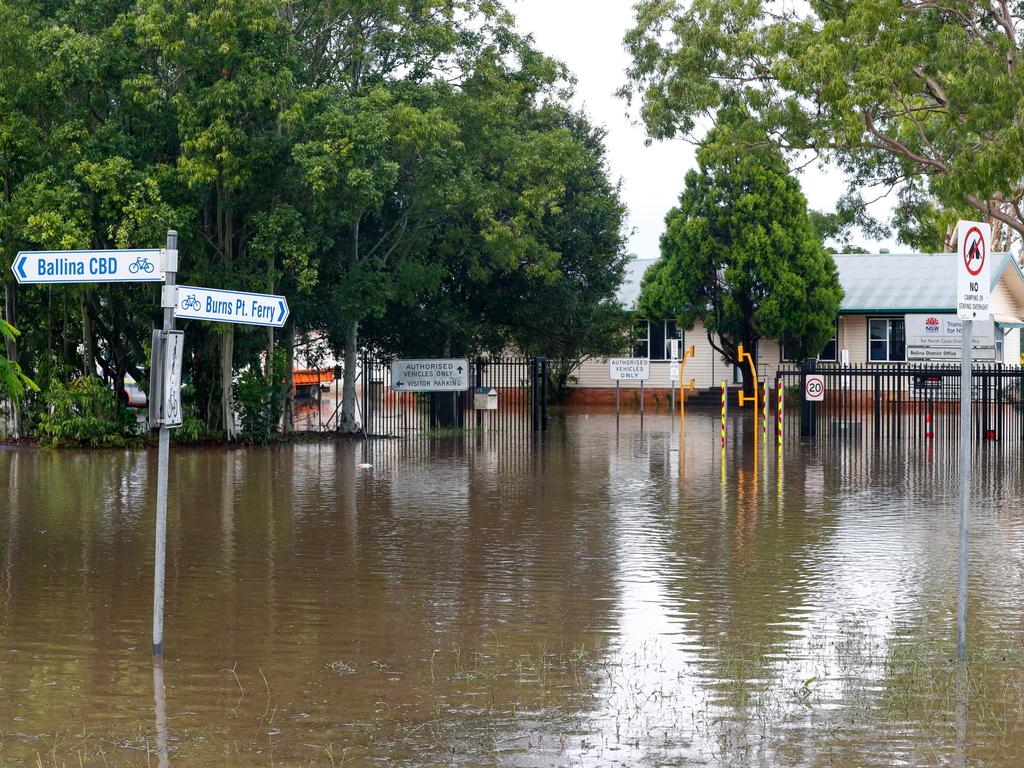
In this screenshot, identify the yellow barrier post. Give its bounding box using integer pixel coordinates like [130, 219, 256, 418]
[736, 344, 759, 454]
[762, 379, 768, 446]
[720, 379, 726, 448]
[679, 345, 695, 436]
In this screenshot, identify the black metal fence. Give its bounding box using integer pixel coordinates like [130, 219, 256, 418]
[776, 362, 1024, 446]
[310, 355, 549, 436]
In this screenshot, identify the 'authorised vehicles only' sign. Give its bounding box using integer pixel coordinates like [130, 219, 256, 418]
[390, 359, 469, 392]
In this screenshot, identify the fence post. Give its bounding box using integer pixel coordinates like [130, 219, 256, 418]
[873, 373, 881, 440]
[475, 359, 483, 431]
[800, 357, 817, 439]
[540, 357, 549, 431]
[531, 357, 540, 433]
[360, 351, 368, 435]
[997, 362, 1003, 441]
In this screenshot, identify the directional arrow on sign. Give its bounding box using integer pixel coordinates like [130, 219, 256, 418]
[173, 285, 290, 328]
[12, 249, 165, 284]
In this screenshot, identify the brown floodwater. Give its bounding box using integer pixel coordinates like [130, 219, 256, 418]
[2, 410, 1024, 766]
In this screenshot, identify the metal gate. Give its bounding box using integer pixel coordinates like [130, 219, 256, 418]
[775, 362, 1024, 446]
[308, 356, 549, 436]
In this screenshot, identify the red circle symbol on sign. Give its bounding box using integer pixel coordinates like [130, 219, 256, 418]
[963, 226, 986, 276]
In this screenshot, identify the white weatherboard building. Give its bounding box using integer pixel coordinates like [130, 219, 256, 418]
[567, 252, 1024, 402]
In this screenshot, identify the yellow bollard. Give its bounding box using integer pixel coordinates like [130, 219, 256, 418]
[678, 345, 695, 437]
[762, 379, 768, 444]
[736, 344, 759, 456]
[720, 379, 726, 448]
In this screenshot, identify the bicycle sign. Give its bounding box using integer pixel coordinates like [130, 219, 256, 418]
[11, 248, 165, 284]
[804, 374, 825, 402]
[180, 294, 201, 311]
[128, 256, 155, 274]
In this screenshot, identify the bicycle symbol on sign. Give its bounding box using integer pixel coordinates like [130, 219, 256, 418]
[180, 294, 201, 311]
[128, 256, 155, 274]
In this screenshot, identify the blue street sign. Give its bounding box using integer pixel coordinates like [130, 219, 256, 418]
[12, 249, 165, 284]
[174, 285, 289, 328]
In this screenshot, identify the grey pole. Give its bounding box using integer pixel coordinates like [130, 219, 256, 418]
[615, 381, 620, 430]
[957, 319, 972, 662]
[671, 378, 676, 434]
[153, 229, 177, 656]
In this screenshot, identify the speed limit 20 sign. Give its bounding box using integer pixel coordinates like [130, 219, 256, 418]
[805, 374, 825, 402]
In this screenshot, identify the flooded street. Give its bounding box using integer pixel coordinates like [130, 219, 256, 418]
[3, 410, 1024, 766]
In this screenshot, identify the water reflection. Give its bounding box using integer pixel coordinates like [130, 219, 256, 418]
[1, 413, 1024, 765]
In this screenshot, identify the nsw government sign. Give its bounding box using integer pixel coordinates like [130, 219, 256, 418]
[390, 359, 469, 391]
[174, 285, 289, 327]
[905, 314, 995, 361]
[12, 249, 165, 284]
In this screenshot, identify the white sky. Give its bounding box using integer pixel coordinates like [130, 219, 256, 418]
[511, 0, 898, 259]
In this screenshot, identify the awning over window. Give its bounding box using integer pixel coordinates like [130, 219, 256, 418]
[993, 312, 1024, 328]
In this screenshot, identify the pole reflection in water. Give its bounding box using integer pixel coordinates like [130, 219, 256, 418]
[153, 655, 170, 768]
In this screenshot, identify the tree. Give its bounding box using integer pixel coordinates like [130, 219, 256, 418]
[637, 115, 843, 394]
[623, 0, 1024, 248]
[356, 72, 631, 399]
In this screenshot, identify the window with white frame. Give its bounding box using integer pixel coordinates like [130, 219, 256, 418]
[632, 320, 684, 360]
[819, 322, 838, 361]
[868, 317, 906, 362]
[631, 320, 649, 359]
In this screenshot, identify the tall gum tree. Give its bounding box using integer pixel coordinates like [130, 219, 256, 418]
[623, 0, 1024, 245]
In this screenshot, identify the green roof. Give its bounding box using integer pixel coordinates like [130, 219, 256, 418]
[833, 252, 1017, 313]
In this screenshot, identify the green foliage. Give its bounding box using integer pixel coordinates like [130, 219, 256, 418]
[1, 0, 628, 441]
[637, 113, 843, 390]
[623, 0, 1024, 244]
[0, 320, 38, 403]
[236, 369, 274, 444]
[236, 350, 287, 444]
[36, 376, 140, 448]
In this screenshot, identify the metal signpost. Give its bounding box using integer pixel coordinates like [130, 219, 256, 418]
[11, 249, 165, 284]
[173, 285, 289, 327]
[151, 232, 178, 656]
[9, 235, 182, 656]
[670, 341, 679, 434]
[11, 235, 295, 656]
[609, 357, 650, 426]
[955, 220, 990, 662]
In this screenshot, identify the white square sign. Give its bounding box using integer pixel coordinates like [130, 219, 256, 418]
[609, 357, 650, 381]
[957, 220, 991, 321]
[804, 374, 825, 402]
[162, 331, 185, 428]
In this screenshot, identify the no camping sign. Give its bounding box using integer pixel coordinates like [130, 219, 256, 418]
[957, 220, 991, 321]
